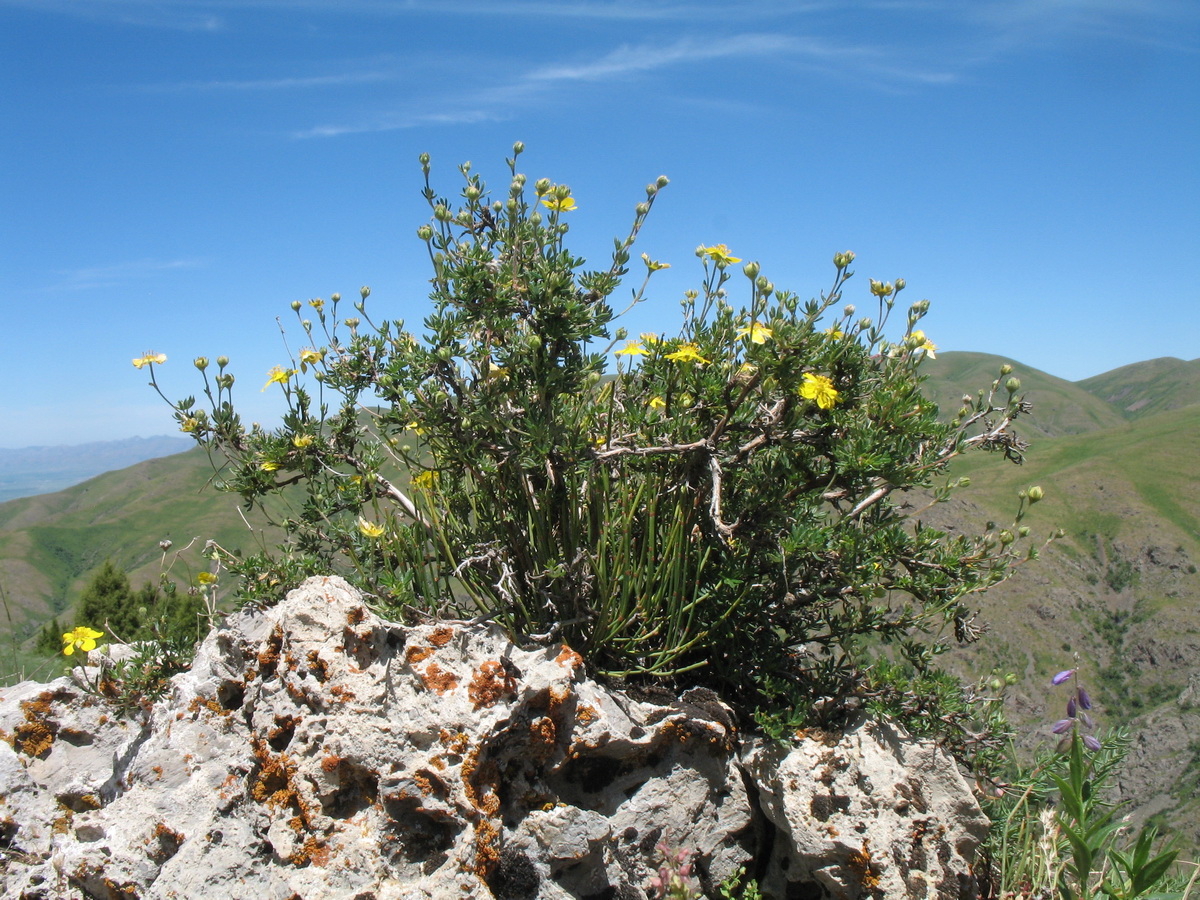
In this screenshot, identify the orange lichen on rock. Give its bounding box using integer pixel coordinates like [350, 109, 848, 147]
[428, 626, 455, 647]
[847, 840, 883, 896]
[576, 704, 598, 725]
[406, 646, 434, 665]
[467, 660, 516, 710]
[346, 605, 366, 626]
[555, 644, 584, 671]
[288, 835, 330, 868]
[471, 819, 501, 878]
[419, 662, 459, 694]
[528, 716, 558, 762]
[13, 692, 60, 759]
[257, 625, 284, 673]
[306, 651, 329, 683]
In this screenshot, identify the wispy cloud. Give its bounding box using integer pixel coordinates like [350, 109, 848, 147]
[294, 31, 957, 138]
[142, 71, 394, 93]
[52, 258, 205, 291]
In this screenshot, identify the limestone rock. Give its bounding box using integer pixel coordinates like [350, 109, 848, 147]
[0, 576, 986, 899]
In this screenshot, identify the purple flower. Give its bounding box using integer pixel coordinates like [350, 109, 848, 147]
[1083, 734, 1102, 752]
[1052, 668, 1077, 685]
[1077, 687, 1092, 710]
[1067, 696, 1077, 717]
[1052, 718, 1075, 734]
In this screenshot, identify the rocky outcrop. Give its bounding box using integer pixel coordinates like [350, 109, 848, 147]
[0, 576, 988, 899]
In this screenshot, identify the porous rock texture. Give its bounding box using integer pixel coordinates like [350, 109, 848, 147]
[0, 576, 988, 899]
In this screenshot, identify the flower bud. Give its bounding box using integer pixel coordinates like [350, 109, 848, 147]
[465, 186, 481, 201]
[360, 285, 370, 300]
[989, 677, 1004, 691]
[344, 317, 360, 329]
[1019, 526, 1030, 537]
[859, 318, 873, 330]
[417, 224, 434, 241]
[1005, 377, 1021, 393]
[525, 333, 542, 351]
[419, 152, 430, 165]
[869, 279, 894, 298]
[437, 346, 453, 361]
[895, 278, 906, 292]
[999, 529, 1015, 545]
[614, 327, 628, 340]
[743, 261, 760, 280]
[1027, 485, 1044, 502]
[291, 300, 302, 311]
[530, 212, 542, 226]
[217, 356, 229, 369]
[1000, 364, 1013, 375]
[554, 183, 571, 199]
[512, 141, 524, 155]
[656, 175, 669, 188]
[635, 202, 649, 216]
[194, 356, 209, 371]
[843, 305, 855, 317]
[535, 178, 551, 195]
[434, 204, 452, 222]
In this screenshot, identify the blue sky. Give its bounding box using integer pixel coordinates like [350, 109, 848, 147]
[1, 0, 1197, 448]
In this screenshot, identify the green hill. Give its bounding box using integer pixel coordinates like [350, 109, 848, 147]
[921, 352, 1128, 440]
[1078, 356, 1200, 419]
[0, 448, 279, 670]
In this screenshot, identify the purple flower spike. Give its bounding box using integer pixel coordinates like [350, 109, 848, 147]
[1083, 734, 1102, 752]
[1052, 669, 1076, 685]
[1077, 687, 1092, 710]
[1067, 696, 1077, 717]
[1052, 718, 1074, 734]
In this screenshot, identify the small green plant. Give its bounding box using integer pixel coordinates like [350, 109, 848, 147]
[980, 665, 1189, 899]
[144, 144, 1046, 737]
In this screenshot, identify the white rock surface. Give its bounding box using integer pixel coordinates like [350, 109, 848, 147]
[0, 576, 987, 899]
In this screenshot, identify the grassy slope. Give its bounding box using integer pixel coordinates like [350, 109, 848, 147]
[1078, 356, 1200, 419]
[0, 448, 278, 646]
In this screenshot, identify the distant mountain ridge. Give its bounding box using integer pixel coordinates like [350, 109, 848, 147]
[0, 435, 191, 503]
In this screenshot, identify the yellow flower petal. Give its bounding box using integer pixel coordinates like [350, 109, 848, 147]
[700, 244, 741, 267]
[737, 323, 773, 345]
[799, 372, 840, 410]
[132, 352, 167, 369]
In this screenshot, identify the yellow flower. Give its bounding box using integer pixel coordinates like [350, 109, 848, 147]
[260, 459, 279, 472]
[484, 361, 508, 380]
[405, 421, 426, 436]
[412, 470, 438, 490]
[737, 323, 773, 344]
[292, 434, 314, 449]
[357, 517, 385, 539]
[700, 244, 741, 266]
[261, 366, 292, 391]
[799, 373, 841, 410]
[664, 343, 710, 365]
[62, 626, 105, 657]
[299, 348, 323, 365]
[640, 252, 670, 272]
[180, 417, 200, 433]
[910, 330, 937, 359]
[309, 298, 324, 312]
[132, 352, 167, 369]
[540, 194, 576, 213]
[825, 327, 845, 339]
[649, 396, 667, 410]
[615, 341, 647, 357]
[196, 571, 217, 585]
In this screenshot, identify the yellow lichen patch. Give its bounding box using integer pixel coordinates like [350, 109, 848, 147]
[186, 696, 229, 719]
[467, 661, 516, 710]
[288, 835, 330, 868]
[428, 626, 455, 647]
[419, 662, 459, 694]
[472, 819, 501, 878]
[528, 716, 558, 762]
[846, 840, 883, 896]
[406, 645, 434, 665]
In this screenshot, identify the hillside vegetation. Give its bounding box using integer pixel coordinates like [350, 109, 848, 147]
[0, 351, 1197, 845]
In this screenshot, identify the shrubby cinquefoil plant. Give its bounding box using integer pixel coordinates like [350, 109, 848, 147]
[144, 144, 1044, 739]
